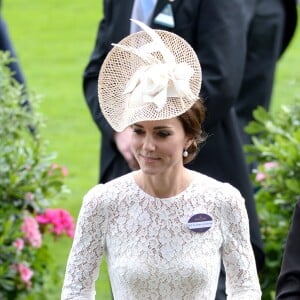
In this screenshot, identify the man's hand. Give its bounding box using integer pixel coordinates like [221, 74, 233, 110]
[114, 127, 139, 171]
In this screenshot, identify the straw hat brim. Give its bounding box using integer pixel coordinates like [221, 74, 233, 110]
[98, 29, 202, 132]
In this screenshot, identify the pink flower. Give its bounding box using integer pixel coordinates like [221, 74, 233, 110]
[255, 172, 266, 182]
[25, 192, 34, 202]
[18, 263, 34, 287]
[36, 208, 75, 238]
[13, 238, 24, 252]
[264, 161, 278, 170]
[48, 164, 59, 176]
[48, 163, 69, 177]
[61, 166, 69, 177]
[255, 161, 278, 182]
[51, 163, 59, 168]
[21, 216, 42, 248]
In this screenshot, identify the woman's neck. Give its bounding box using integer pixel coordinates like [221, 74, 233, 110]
[134, 168, 194, 198]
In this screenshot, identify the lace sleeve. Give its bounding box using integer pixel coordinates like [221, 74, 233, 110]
[221, 185, 262, 300]
[61, 185, 108, 300]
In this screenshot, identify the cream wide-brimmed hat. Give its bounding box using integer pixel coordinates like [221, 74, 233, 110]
[98, 19, 202, 132]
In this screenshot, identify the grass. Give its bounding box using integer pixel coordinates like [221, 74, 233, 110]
[3, 2, 300, 299]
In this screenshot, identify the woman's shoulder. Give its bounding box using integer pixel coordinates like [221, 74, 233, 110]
[192, 171, 239, 191]
[191, 172, 247, 222]
[83, 173, 135, 206]
[191, 171, 243, 202]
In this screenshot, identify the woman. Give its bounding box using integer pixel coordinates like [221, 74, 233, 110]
[61, 20, 261, 300]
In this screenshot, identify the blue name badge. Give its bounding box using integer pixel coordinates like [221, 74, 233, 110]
[187, 213, 213, 233]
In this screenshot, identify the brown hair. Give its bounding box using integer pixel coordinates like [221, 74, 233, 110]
[177, 98, 206, 164]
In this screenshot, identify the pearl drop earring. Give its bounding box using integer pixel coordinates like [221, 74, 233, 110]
[183, 149, 188, 158]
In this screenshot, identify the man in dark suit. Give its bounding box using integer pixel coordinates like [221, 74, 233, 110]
[235, 0, 298, 147]
[83, 1, 297, 298]
[276, 199, 300, 299]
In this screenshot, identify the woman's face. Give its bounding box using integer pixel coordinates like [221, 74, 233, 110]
[131, 118, 191, 175]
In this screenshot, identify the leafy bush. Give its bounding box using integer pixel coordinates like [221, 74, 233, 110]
[245, 102, 300, 299]
[0, 51, 74, 300]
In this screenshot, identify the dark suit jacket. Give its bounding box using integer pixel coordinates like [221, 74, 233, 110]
[83, 0, 296, 275]
[276, 199, 300, 299]
[235, 0, 298, 146]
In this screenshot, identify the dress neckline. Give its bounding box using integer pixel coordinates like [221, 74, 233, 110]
[130, 170, 198, 201]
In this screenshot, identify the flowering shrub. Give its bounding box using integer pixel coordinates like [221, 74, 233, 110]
[0, 52, 74, 299]
[245, 103, 300, 299]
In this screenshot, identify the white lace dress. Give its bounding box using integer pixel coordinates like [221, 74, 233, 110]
[61, 171, 261, 300]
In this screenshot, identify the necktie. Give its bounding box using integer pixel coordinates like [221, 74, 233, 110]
[131, 0, 157, 33]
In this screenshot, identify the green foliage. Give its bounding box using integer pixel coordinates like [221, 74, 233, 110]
[245, 102, 300, 299]
[0, 52, 73, 299]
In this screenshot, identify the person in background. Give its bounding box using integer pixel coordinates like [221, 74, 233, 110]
[62, 20, 262, 299]
[276, 198, 300, 300]
[234, 0, 297, 147]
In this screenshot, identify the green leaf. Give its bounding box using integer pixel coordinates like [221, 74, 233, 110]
[285, 179, 300, 193]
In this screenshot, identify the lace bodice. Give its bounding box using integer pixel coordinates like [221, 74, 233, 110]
[61, 171, 261, 299]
